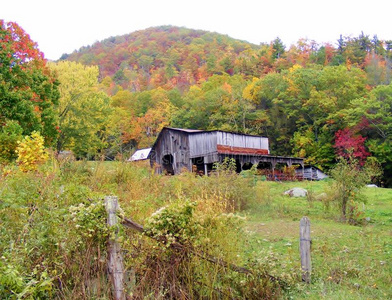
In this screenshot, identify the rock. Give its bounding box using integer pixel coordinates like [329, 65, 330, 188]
[366, 184, 378, 188]
[283, 187, 308, 197]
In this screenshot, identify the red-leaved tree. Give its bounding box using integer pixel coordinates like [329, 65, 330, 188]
[0, 20, 59, 147]
[334, 128, 370, 164]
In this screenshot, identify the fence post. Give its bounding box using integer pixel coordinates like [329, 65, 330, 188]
[300, 216, 311, 283]
[105, 196, 125, 300]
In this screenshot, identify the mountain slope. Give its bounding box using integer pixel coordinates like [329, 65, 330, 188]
[62, 26, 260, 92]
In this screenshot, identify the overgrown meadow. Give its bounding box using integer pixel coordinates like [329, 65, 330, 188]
[0, 158, 391, 299]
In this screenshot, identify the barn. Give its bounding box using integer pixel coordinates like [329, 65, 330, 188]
[148, 127, 304, 176]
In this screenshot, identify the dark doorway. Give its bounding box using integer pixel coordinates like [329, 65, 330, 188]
[235, 159, 242, 173]
[192, 157, 205, 175]
[242, 162, 253, 171]
[257, 162, 272, 170]
[162, 154, 174, 175]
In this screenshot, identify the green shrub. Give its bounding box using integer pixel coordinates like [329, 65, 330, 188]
[0, 120, 23, 163]
[330, 157, 381, 223]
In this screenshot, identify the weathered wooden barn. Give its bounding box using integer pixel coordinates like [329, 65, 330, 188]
[148, 127, 304, 176]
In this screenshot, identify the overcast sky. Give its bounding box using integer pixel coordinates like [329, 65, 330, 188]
[2, 0, 390, 61]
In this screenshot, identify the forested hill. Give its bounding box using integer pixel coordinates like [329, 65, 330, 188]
[61, 26, 259, 92]
[58, 26, 392, 185]
[61, 26, 391, 94]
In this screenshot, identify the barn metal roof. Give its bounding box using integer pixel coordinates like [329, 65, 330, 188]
[167, 127, 204, 133]
[165, 127, 268, 138]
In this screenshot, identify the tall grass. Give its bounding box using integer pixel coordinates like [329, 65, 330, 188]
[1, 160, 390, 299]
[0, 159, 283, 299]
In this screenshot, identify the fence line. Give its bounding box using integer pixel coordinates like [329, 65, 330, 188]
[104, 196, 312, 297]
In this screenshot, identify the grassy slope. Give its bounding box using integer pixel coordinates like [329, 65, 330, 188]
[245, 180, 392, 299]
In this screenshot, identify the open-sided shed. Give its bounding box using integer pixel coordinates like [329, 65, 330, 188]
[296, 165, 328, 181]
[148, 127, 304, 176]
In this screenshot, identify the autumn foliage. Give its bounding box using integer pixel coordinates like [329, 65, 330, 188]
[15, 131, 49, 172]
[334, 128, 370, 165]
[0, 20, 59, 149]
[3, 22, 392, 183]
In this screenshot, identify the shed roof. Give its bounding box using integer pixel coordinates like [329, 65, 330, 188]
[129, 148, 151, 161]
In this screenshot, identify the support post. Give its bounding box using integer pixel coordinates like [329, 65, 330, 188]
[271, 161, 277, 179]
[105, 196, 125, 300]
[300, 216, 311, 283]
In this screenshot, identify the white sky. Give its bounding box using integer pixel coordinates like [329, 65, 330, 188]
[2, 0, 390, 61]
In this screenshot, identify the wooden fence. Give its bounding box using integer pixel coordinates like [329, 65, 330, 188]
[104, 196, 312, 299]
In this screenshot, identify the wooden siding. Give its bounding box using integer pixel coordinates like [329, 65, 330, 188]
[150, 128, 191, 174]
[217, 145, 269, 155]
[216, 131, 269, 153]
[296, 166, 328, 180]
[189, 132, 217, 158]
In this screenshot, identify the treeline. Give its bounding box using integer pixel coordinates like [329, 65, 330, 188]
[1, 22, 392, 185]
[62, 26, 392, 183]
[63, 26, 392, 93]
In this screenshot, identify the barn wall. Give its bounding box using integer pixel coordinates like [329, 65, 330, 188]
[216, 131, 269, 153]
[316, 169, 328, 180]
[151, 129, 191, 174]
[189, 132, 217, 158]
[298, 167, 327, 180]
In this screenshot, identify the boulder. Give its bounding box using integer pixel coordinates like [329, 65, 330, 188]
[366, 184, 378, 188]
[284, 187, 308, 197]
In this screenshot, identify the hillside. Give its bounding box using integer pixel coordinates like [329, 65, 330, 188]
[62, 27, 391, 95]
[62, 26, 259, 92]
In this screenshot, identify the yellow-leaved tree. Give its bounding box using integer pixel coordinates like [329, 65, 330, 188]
[49, 61, 114, 158]
[16, 131, 48, 172]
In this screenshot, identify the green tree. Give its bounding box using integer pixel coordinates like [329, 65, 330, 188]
[271, 37, 286, 59]
[0, 120, 23, 163]
[344, 83, 392, 185]
[330, 157, 380, 222]
[291, 129, 334, 168]
[49, 61, 114, 158]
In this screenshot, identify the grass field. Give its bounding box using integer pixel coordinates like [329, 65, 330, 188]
[245, 180, 392, 299]
[1, 161, 391, 299]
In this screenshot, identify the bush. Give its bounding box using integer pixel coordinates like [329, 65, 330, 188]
[16, 131, 48, 172]
[330, 157, 381, 223]
[132, 198, 282, 299]
[0, 120, 23, 163]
